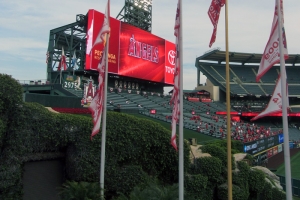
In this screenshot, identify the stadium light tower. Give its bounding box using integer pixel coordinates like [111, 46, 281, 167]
[117, 0, 152, 32]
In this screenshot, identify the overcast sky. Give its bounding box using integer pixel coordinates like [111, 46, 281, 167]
[0, 0, 299, 91]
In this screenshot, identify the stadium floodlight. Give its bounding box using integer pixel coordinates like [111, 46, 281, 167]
[134, 0, 152, 8]
[117, 0, 152, 32]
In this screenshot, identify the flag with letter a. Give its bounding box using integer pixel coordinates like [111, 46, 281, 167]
[208, 0, 225, 47]
[89, 0, 110, 139]
[256, 0, 288, 81]
[89, 1, 110, 55]
[251, 75, 289, 121]
[170, 0, 180, 151]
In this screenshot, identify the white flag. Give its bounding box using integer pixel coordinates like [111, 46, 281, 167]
[89, 0, 110, 139]
[251, 75, 289, 121]
[89, 2, 110, 54]
[86, 19, 94, 55]
[169, 0, 181, 151]
[256, 0, 288, 81]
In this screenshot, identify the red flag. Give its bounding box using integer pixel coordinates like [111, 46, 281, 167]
[170, 0, 181, 151]
[46, 51, 49, 64]
[251, 75, 289, 121]
[57, 47, 67, 71]
[89, 0, 110, 139]
[208, 0, 225, 47]
[256, 0, 288, 82]
[89, 0, 110, 54]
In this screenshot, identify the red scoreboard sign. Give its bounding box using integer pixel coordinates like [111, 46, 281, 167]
[85, 9, 175, 84]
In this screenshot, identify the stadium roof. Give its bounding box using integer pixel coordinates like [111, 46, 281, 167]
[196, 49, 300, 65]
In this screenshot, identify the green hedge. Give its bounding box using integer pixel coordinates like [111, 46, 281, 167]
[0, 100, 190, 199]
[200, 144, 236, 171]
[0, 73, 287, 199]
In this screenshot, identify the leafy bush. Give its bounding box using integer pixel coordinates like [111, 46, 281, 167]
[203, 139, 243, 153]
[248, 168, 266, 198]
[59, 181, 102, 200]
[0, 98, 191, 199]
[116, 179, 181, 200]
[0, 74, 23, 122]
[185, 174, 211, 200]
[217, 183, 249, 200]
[200, 144, 235, 170]
[190, 156, 222, 184]
[0, 119, 5, 149]
[105, 165, 148, 197]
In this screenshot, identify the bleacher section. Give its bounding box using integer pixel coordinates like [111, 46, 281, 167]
[197, 50, 300, 98]
[260, 85, 276, 95]
[260, 68, 279, 83]
[287, 67, 300, 84]
[230, 66, 256, 83]
[242, 84, 265, 95]
[288, 85, 300, 96]
[230, 84, 247, 95]
[109, 90, 300, 144]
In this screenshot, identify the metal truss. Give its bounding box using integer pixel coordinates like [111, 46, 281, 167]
[46, 14, 87, 83]
[117, 0, 152, 32]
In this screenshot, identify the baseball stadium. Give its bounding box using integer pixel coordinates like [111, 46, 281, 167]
[2, 0, 300, 199]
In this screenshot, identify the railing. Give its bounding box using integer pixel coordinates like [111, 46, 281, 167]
[277, 175, 300, 197]
[18, 79, 48, 85]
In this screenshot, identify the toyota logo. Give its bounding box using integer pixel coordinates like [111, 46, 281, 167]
[168, 50, 176, 66]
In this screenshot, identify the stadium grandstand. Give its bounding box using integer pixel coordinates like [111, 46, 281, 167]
[19, 1, 300, 167]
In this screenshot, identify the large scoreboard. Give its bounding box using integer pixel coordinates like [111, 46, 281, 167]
[85, 9, 176, 85]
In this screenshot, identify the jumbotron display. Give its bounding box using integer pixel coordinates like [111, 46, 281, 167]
[85, 9, 176, 84]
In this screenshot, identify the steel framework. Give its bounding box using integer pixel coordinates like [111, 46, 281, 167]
[117, 0, 152, 32]
[46, 14, 87, 83]
[47, 0, 152, 84]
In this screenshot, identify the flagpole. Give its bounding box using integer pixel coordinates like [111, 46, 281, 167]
[100, 33, 109, 197]
[178, 0, 184, 199]
[277, 0, 292, 199]
[60, 70, 62, 84]
[224, 0, 232, 199]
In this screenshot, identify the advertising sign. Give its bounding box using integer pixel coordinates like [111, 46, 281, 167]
[243, 135, 279, 155]
[119, 23, 165, 83]
[267, 149, 273, 158]
[63, 75, 82, 90]
[85, 9, 175, 84]
[278, 144, 283, 153]
[150, 109, 156, 114]
[164, 40, 176, 84]
[85, 9, 120, 73]
[273, 146, 278, 155]
[278, 133, 284, 144]
[81, 78, 96, 107]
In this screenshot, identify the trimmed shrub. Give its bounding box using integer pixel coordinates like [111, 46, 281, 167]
[0, 98, 191, 199]
[248, 168, 266, 198]
[185, 174, 211, 200]
[190, 156, 222, 184]
[59, 181, 102, 200]
[200, 144, 235, 170]
[217, 183, 248, 200]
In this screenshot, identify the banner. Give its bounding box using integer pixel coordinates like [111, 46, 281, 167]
[278, 144, 283, 153]
[243, 135, 279, 155]
[256, 0, 288, 81]
[251, 75, 289, 121]
[85, 9, 176, 84]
